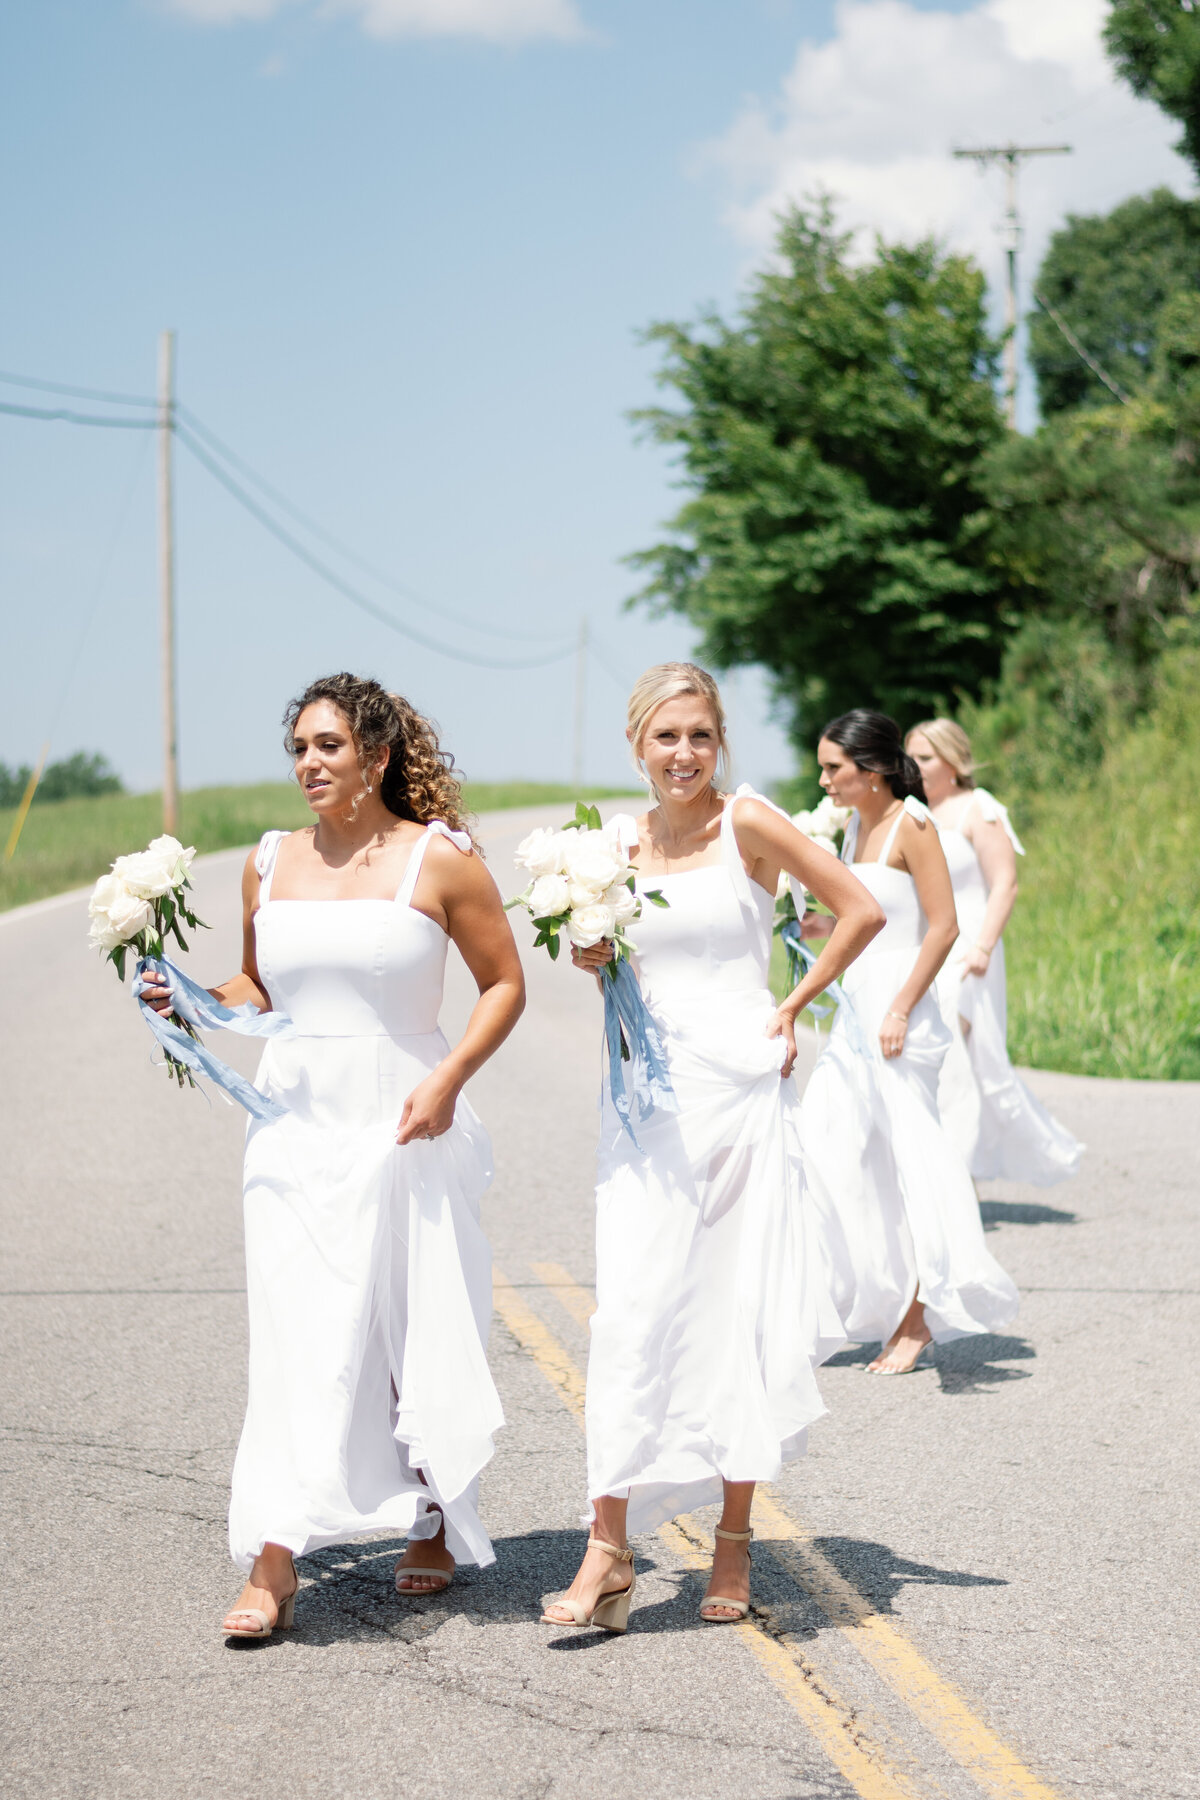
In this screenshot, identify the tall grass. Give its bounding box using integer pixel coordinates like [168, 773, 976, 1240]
[0, 780, 638, 914]
[998, 648, 1200, 1080]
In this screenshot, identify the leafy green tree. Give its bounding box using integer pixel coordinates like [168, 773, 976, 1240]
[986, 286, 1200, 688]
[1030, 187, 1200, 415]
[1105, 0, 1200, 178]
[628, 205, 1012, 740]
[0, 750, 123, 808]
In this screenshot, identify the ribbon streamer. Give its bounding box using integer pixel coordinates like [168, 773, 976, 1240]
[780, 923, 870, 1057]
[133, 954, 295, 1123]
[601, 957, 678, 1150]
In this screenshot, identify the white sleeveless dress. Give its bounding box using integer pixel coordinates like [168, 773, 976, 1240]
[585, 789, 844, 1535]
[227, 823, 502, 1574]
[798, 800, 1019, 1345]
[936, 791, 1082, 1186]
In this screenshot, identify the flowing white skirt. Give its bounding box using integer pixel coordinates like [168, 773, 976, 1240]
[587, 986, 844, 1537]
[228, 1028, 501, 1573]
[937, 936, 1083, 1186]
[800, 949, 1019, 1345]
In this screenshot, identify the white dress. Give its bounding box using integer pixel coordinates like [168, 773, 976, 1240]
[936, 790, 1082, 1186]
[227, 823, 502, 1574]
[585, 789, 844, 1536]
[799, 799, 1019, 1345]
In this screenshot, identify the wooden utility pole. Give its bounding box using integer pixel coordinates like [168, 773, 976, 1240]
[953, 143, 1072, 428]
[158, 329, 179, 834]
[572, 615, 588, 790]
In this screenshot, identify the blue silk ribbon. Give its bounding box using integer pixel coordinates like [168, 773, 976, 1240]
[133, 954, 295, 1123]
[780, 923, 870, 1057]
[601, 957, 678, 1150]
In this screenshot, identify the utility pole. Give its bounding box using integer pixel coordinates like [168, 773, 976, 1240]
[572, 615, 588, 790]
[158, 329, 179, 835]
[953, 143, 1071, 428]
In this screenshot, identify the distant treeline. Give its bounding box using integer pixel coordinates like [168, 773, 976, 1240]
[0, 751, 124, 808]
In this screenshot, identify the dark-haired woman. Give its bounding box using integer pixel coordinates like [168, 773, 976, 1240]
[141, 674, 525, 1638]
[798, 711, 1018, 1374]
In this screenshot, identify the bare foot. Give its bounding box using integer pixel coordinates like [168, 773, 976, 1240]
[395, 1515, 456, 1594]
[542, 1539, 633, 1625]
[700, 1532, 751, 1621]
[868, 1322, 933, 1374]
[223, 1548, 297, 1635]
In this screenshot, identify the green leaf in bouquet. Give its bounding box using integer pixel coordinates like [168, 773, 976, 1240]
[112, 944, 126, 983]
[160, 894, 175, 931]
[547, 930, 561, 960]
[644, 888, 670, 908]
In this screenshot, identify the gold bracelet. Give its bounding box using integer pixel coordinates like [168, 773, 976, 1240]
[885, 1009, 908, 1023]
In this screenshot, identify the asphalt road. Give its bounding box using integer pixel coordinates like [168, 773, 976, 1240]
[1, 806, 1196, 1800]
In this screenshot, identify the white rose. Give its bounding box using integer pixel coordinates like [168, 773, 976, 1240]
[147, 835, 195, 888]
[87, 872, 154, 951]
[812, 797, 849, 834]
[566, 901, 617, 948]
[603, 880, 638, 925]
[527, 872, 571, 918]
[113, 838, 188, 899]
[562, 833, 625, 896]
[515, 827, 567, 879]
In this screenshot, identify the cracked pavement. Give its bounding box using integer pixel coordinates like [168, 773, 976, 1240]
[1, 808, 1197, 1799]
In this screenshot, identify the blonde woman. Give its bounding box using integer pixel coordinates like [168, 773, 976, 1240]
[906, 718, 1081, 1185]
[141, 673, 525, 1640]
[540, 664, 882, 1633]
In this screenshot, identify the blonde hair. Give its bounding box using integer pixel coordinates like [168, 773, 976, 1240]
[627, 662, 729, 790]
[906, 718, 976, 789]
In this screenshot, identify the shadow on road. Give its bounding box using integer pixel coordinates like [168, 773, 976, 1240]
[804, 1535, 1007, 1617]
[979, 1199, 1077, 1230]
[823, 1333, 1036, 1394]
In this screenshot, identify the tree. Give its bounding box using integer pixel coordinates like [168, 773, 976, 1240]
[1030, 187, 1200, 416]
[628, 205, 1012, 741]
[1105, 0, 1200, 179]
[986, 286, 1200, 687]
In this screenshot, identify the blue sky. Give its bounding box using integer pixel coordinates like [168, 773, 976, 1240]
[1, 0, 1185, 795]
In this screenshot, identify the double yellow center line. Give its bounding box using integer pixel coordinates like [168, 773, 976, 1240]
[493, 1264, 1064, 1800]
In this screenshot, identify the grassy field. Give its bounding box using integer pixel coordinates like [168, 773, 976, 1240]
[0, 780, 640, 914]
[1000, 650, 1200, 1081]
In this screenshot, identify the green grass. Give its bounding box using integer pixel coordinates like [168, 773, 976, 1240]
[0, 780, 640, 914]
[1001, 649, 1200, 1081]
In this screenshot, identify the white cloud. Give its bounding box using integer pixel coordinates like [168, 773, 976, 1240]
[162, 0, 587, 41]
[702, 0, 1192, 289]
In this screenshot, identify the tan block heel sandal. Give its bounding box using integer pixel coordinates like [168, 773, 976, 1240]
[699, 1526, 752, 1622]
[541, 1537, 636, 1633]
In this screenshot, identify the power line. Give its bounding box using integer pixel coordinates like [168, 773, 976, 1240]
[176, 402, 560, 645]
[0, 369, 156, 407]
[1032, 290, 1131, 405]
[173, 422, 577, 672]
[0, 399, 156, 429]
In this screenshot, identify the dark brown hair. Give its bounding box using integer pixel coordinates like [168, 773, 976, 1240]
[283, 673, 474, 841]
[821, 709, 927, 803]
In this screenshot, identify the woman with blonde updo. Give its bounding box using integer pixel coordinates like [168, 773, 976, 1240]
[906, 718, 1081, 1185]
[141, 673, 525, 1641]
[540, 664, 882, 1633]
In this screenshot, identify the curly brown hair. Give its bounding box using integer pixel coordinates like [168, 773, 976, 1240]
[283, 673, 475, 843]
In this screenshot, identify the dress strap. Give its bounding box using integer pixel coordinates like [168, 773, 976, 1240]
[877, 795, 935, 866]
[395, 818, 473, 906]
[969, 787, 1025, 855]
[841, 812, 860, 865]
[719, 785, 755, 909]
[254, 830, 289, 904]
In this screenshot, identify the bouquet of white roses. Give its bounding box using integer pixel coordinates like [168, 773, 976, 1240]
[89, 834, 292, 1119]
[508, 803, 675, 1146]
[89, 835, 205, 1085]
[508, 802, 668, 970]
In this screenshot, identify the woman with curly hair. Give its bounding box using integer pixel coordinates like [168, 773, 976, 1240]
[140, 673, 525, 1640]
